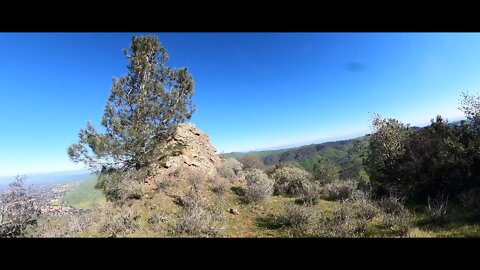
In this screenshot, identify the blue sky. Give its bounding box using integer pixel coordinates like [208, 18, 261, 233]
[0, 33, 478, 176]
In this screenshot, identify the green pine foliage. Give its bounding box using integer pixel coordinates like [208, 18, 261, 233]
[68, 36, 195, 172]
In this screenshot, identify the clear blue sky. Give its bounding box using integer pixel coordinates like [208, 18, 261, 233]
[0, 33, 477, 176]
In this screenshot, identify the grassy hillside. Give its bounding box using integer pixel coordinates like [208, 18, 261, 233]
[226, 136, 369, 180]
[223, 148, 292, 160]
[60, 174, 105, 209]
[37, 171, 480, 238]
[224, 123, 461, 179]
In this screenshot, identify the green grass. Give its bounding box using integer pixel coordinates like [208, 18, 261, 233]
[412, 207, 480, 237]
[222, 185, 480, 237]
[60, 175, 106, 209]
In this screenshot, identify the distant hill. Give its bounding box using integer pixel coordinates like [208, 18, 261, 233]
[224, 148, 293, 160]
[225, 136, 368, 180]
[224, 120, 466, 180]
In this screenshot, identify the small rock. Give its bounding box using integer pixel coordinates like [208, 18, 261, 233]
[229, 208, 240, 215]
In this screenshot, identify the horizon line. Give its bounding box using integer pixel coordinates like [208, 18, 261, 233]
[0, 168, 91, 179]
[225, 115, 467, 154]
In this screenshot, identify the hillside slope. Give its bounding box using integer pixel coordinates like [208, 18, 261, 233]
[225, 122, 462, 180]
[226, 136, 368, 180]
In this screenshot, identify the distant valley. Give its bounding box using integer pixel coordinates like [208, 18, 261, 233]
[0, 169, 92, 192]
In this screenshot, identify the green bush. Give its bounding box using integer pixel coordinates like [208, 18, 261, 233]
[376, 196, 413, 237]
[316, 203, 370, 237]
[366, 103, 480, 204]
[377, 196, 407, 215]
[244, 169, 274, 203]
[312, 157, 339, 184]
[458, 188, 480, 215]
[322, 180, 358, 201]
[378, 211, 413, 237]
[275, 203, 316, 236]
[271, 166, 312, 196]
[300, 181, 323, 205]
[96, 168, 148, 202]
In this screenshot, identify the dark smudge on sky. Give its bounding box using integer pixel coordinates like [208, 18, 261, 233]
[345, 62, 365, 72]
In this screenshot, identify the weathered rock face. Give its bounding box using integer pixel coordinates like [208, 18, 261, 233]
[162, 123, 221, 175]
[146, 123, 221, 189]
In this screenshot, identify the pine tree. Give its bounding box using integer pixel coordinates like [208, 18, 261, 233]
[68, 36, 195, 172]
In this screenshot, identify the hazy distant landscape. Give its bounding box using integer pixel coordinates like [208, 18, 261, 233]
[0, 169, 91, 192]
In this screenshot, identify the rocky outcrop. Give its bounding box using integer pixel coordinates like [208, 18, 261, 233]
[162, 123, 221, 175]
[146, 123, 221, 190]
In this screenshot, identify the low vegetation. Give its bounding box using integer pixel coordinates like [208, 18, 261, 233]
[0, 176, 40, 237]
[271, 166, 311, 196]
[244, 169, 274, 203]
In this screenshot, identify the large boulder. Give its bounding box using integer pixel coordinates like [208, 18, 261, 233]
[146, 123, 221, 189]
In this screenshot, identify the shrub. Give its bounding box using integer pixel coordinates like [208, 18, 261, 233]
[179, 186, 203, 210]
[185, 170, 206, 194]
[425, 193, 449, 222]
[238, 155, 264, 170]
[377, 196, 413, 237]
[316, 203, 370, 238]
[244, 169, 274, 203]
[377, 196, 407, 215]
[175, 188, 224, 237]
[349, 189, 371, 203]
[66, 214, 92, 236]
[300, 181, 323, 205]
[313, 194, 380, 238]
[322, 180, 357, 201]
[265, 162, 296, 175]
[211, 177, 229, 195]
[379, 211, 413, 237]
[147, 211, 170, 232]
[119, 180, 145, 201]
[275, 203, 316, 236]
[0, 176, 40, 238]
[352, 196, 379, 221]
[272, 166, 312, 196]
[458, 188, 480, 215]
[217, 158, 243, 182]
[96, 202, 140, 237]
[175, 205, 224, 237]
[96, 168, 148, 202]
[312, 157, 339, 184]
